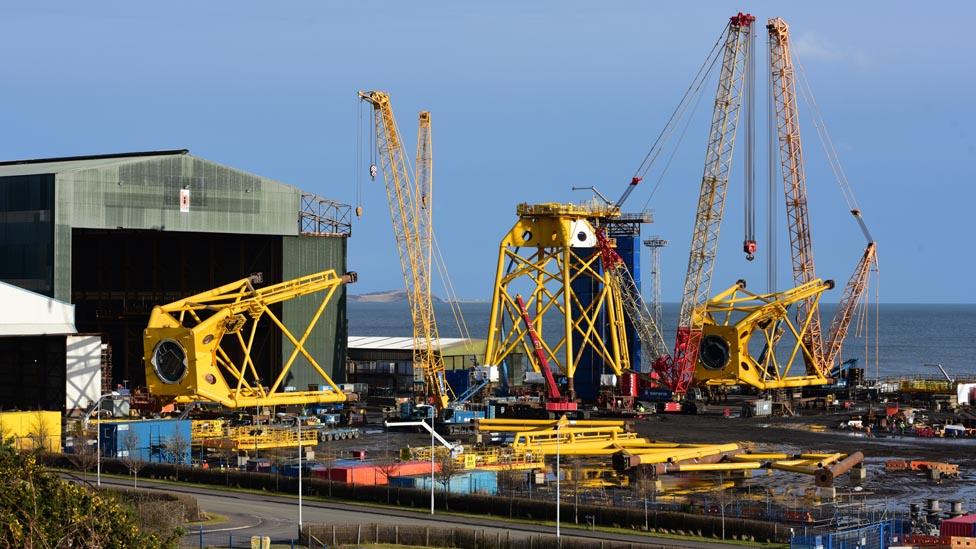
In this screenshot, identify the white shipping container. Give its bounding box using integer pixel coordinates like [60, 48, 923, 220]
[957, 383, 976, 405]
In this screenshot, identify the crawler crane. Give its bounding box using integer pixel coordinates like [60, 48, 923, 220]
[359, 90, 454, 410]
[652, 13, 757, 395]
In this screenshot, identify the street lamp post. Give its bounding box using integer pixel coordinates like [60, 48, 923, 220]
[555, 415, 572, 540]
[88, 392, 118, 488]
[430, 408, 435, 515]
[556, 421, 560, 540]
[297, 415, 303, 531]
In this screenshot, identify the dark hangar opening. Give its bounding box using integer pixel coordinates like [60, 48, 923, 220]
[70, 228, 284, 388]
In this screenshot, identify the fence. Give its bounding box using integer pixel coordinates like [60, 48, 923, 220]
[45, 454, 789, 543]
[304, 523, 675, 549]
[790, 519, 908, 549]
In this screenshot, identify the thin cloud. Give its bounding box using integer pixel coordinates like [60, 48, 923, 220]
[792, 32, 869, 67]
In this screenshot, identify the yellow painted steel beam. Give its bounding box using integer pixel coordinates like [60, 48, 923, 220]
[730, 453, 789, 461]
[478, 419, 626, 427]
[665, 462, 763, 472]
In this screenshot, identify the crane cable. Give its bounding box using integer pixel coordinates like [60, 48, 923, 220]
[793, 48, 881, 371]
[743, 26, 757, 260]
[432, 233, 472, 341]
[631, 22, 730, 187]
[356, 98, 364, 216]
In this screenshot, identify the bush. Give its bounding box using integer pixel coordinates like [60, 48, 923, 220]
[0, 441, 176, 548]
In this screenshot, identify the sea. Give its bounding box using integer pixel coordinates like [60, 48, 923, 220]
[349, 302, 976, 379]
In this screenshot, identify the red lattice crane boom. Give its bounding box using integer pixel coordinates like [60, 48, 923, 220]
[767, 17, 826, 375]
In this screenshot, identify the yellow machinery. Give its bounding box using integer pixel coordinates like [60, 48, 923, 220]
[359, 91, 453, 409]
[143, 269, 356, 408]
[694, 279, 834, 389]
[484, 202, 630, 396]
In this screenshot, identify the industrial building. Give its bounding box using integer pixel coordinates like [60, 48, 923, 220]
[0, 149, 352, 409]
[346, 336, 515, 396]
[0, 281, 103, 413]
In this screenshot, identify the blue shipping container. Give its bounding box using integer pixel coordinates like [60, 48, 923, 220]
[389, 470, 497, 495]
[98, 419, 192, 464]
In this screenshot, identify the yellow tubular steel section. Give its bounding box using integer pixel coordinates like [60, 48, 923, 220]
[669, 462, 763, 472]
[730, 453, 790, 461]
[477, 419, 626, 431]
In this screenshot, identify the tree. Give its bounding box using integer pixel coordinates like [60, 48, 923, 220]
[167, 432, 191, 481]
[376, 457, 400, 503]
[0, 439, 174, 547]
[27, 412, 54, 454]
[65, 422, 98, 483]
[434, 451, 460, 510]
[496, 458, 525, 517]
[120, 428, 145, 488]
[571, 458, 584, 524]
[320, 449, 338, 497]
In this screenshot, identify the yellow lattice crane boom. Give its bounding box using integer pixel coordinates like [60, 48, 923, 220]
[143, 269, 357, 408]
[767, 17, 826, 375]
[359, 90, 453, 409]
[654, 13, 757, 394]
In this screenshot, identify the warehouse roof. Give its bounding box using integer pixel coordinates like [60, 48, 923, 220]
[0, 281, 76, 336]
[0, 149, 191, 177]
[348, 336, 485, 354]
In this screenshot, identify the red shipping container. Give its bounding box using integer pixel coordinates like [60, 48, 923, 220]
[941, 514, 976, 538]
[316, 460, 440, 486]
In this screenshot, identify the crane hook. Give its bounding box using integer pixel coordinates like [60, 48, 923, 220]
[369, 164, 378, 180]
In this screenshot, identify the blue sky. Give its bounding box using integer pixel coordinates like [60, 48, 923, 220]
[1, 2, 972, 303]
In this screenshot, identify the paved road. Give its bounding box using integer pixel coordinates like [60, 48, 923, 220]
[85, 476, 737, 548]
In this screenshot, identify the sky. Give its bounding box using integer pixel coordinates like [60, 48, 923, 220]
[1, 2, 973, 303]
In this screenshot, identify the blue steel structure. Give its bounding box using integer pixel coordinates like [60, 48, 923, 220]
[572, 213, 650, 402]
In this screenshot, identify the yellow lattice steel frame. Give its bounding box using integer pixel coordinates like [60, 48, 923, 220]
[200, 425, 318, 451]
[143, 269, 355, 408]
[694, 279, 833, 389]
[360, 90, 453, 409]
[484, 203, 630, 396]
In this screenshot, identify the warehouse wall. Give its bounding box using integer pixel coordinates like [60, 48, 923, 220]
[281, 235, 348, 388]
[0, 175, 55, 295]
[53, 155, 301, 300]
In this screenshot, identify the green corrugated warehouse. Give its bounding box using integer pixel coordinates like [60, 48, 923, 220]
[0, 149, 352, 390]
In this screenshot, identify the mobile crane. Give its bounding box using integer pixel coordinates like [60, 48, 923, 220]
[515, 294, 578, 414]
